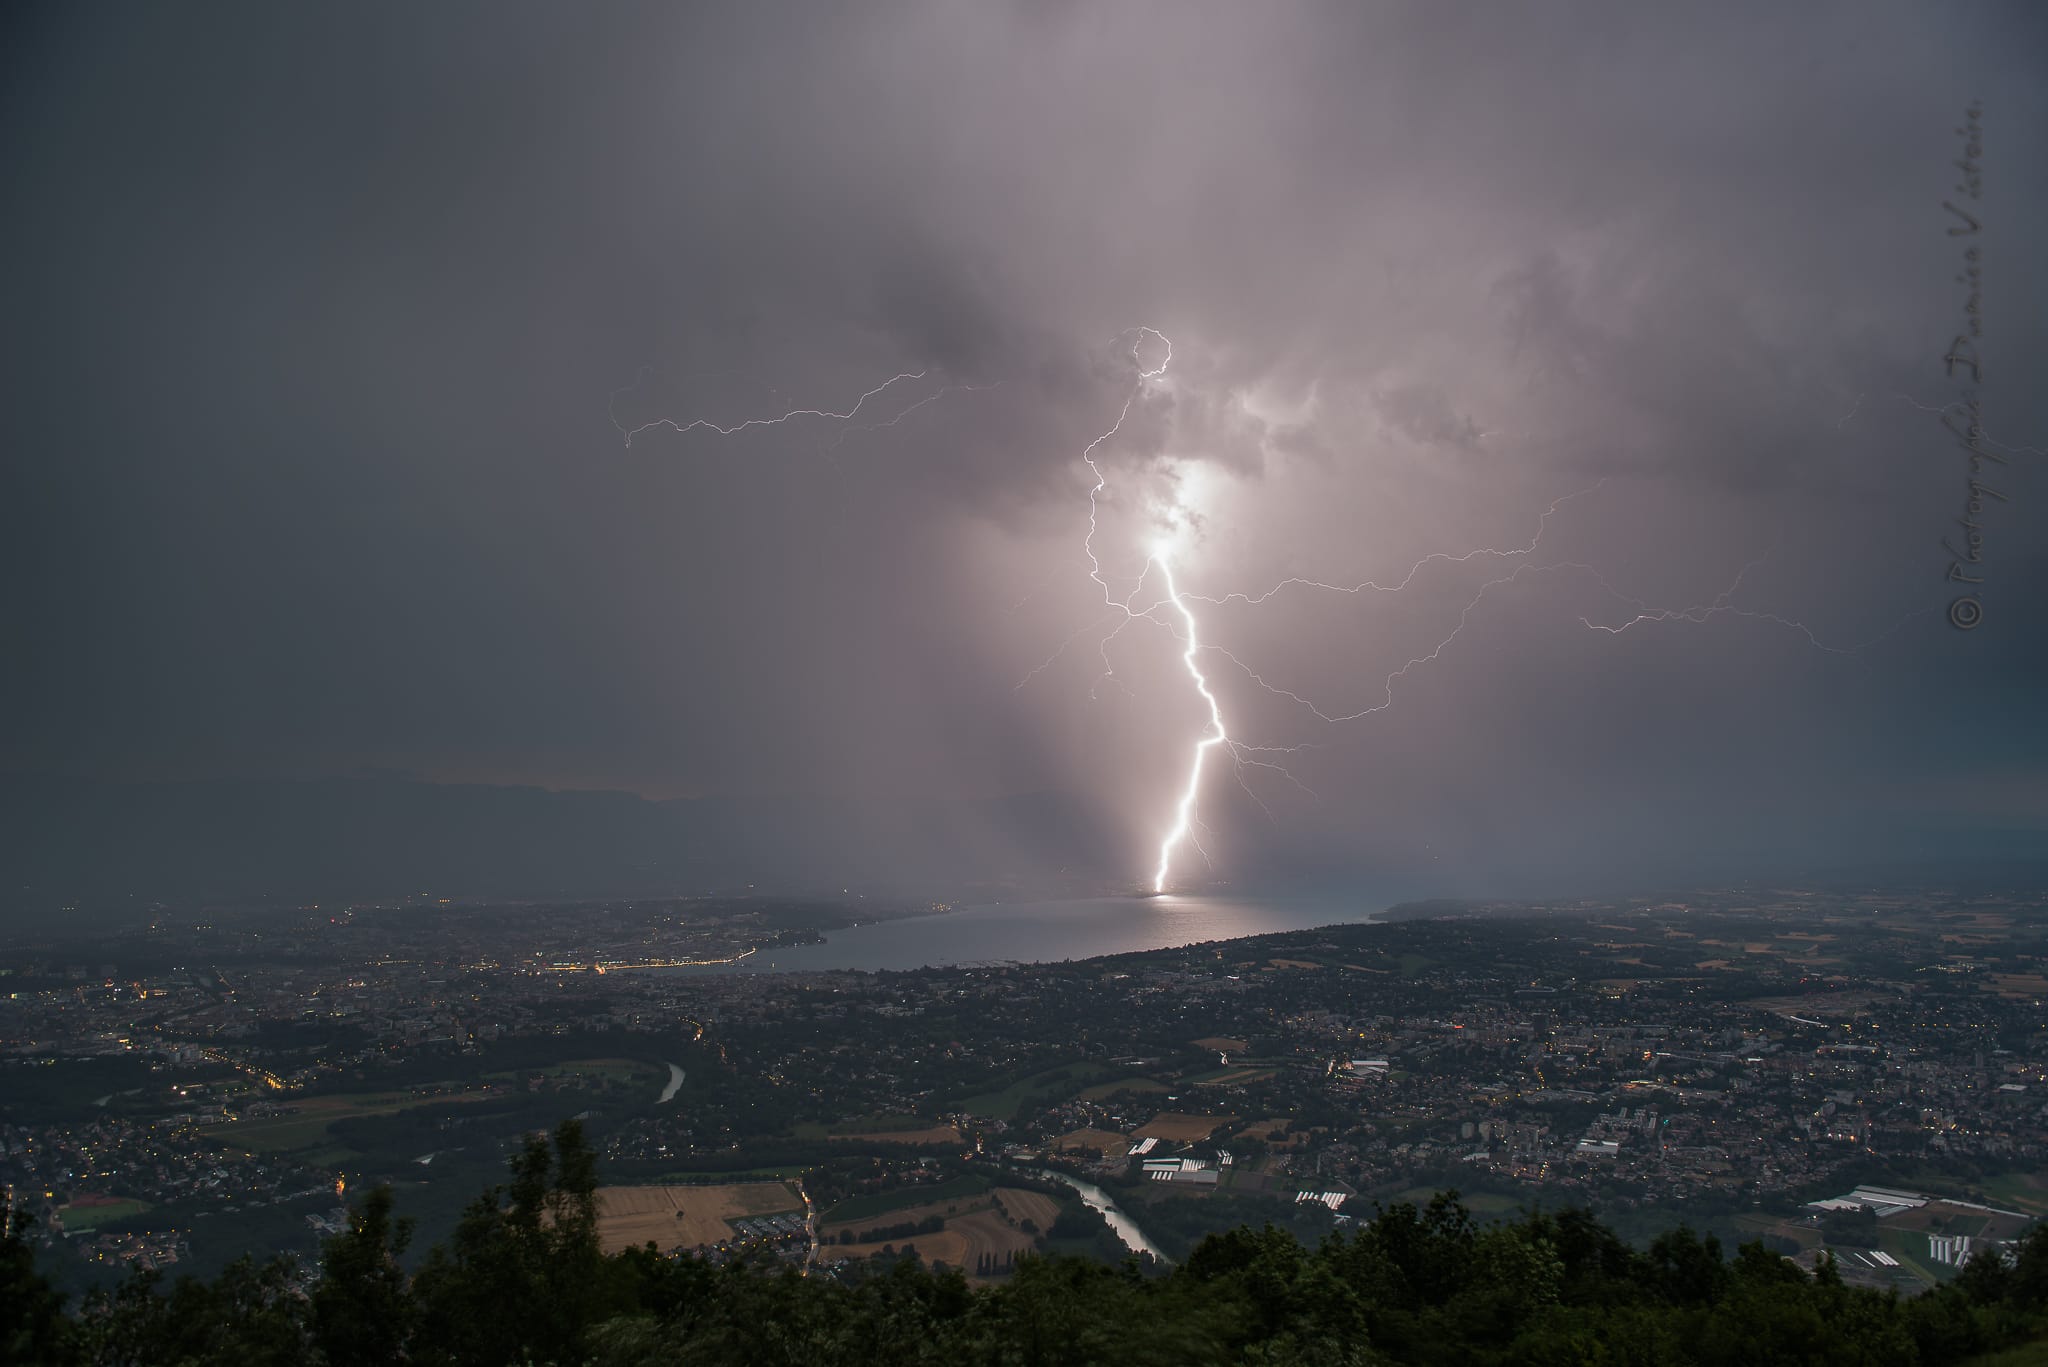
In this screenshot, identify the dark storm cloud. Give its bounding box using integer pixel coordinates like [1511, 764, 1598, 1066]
[3, 0, 2044, 906]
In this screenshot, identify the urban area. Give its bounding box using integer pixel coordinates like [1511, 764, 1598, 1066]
[3, 886, 2043, 1301]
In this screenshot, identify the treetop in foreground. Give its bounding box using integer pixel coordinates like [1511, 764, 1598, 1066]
[6, 1121, 2046, 1366]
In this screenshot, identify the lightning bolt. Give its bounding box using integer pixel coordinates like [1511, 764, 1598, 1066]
[1186, 481, 1606, 609]
[1049, 327, 1245, 890]
[1151, 551, 1228, 892]
[1081, 328, 1172, 603]
[623, 335, 1945, 897]
[611, 368, 937, 449]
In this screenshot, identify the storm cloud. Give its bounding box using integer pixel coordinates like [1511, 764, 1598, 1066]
[4, 1, 2044, 907]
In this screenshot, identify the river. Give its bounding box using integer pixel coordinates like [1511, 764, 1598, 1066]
[1034, 1169, 1171, 1263]
[669, 889, 1417, 975]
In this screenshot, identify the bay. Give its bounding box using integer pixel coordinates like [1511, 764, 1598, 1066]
[672, 889, 1416, 975]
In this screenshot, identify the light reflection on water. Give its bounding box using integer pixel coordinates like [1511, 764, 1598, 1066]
[673, 890, 1413, 975]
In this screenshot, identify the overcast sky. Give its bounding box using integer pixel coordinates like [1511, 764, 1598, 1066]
[4, 1, 2044, 898]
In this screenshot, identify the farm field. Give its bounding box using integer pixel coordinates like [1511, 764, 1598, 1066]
[954, 1062, 1113, 1121]
[221, 1088, 503, 1153]
[829, 1228, 970, 1268]
[1190, 1037, 1248, 1053]
[1235, 1118, 1294, 1144]
[1976, 1172, 2048, 1217]
[951, 1208, 1034, 1269]
[824, 1192, 994, 1240]
[823, 1175, 991, 1225]
[651, 1167, 808, 1183]
[1078, 1076, 1169, 1102]
[594, 1181, 801, 1254]
[822, 1185, 1053, 1278]
[58, 1197, 153, 1232]
[830, 1122, 962, 1147]
[1135, 1112, 1233, 1143]
[1052, 1127, 1129, 1154]
[991, 1187, 1060, 1231]
[1877, 1225, 1948, 1287]
[1194, 1068, 1278, 1087]
[524, 1057, 663, 1085]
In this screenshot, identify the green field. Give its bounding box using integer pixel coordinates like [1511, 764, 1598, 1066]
[797, 1112, 928, 1138]
[224, 1088, 499, 1153]
[1731, 1212, 1819, 1250]
[1078, 1076, 1169, 1102]
[955, 1062, 1112, 1121]
[824, 1175, 991, 1225]
[654, 1167, 811, 1183]
[509, 1057, 661, 1084]
[58, 1198, 153, 1232]
[1879, 1225, 1949, 1286]
[1385, 1187, 1522, 1217]
[1975, 1173, 2048, 1217]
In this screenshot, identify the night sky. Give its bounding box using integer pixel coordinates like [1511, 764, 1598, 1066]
[4, 3, 2045, 908]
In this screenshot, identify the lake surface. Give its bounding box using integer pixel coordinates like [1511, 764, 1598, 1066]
[671, 889, 1415, 975]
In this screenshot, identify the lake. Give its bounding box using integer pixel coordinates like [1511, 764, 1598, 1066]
[669, 889, 1416, 975]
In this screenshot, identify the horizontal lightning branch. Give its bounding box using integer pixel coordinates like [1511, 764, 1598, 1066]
[620, 336, 1931, 896]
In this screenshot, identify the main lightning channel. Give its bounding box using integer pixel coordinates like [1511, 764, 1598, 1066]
[1151, 552, 1228, 893]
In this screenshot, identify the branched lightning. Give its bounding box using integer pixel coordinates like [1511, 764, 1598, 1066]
[827, 381, 1003, 455]
[622, 334, 1950, 897]
[1081, 329, 1172, 602]
[612, 368, 945, 449]
[1185, 481, 1607, 609]
[1573, 556, 1934, 654]
[1025, 328, 1921, 892]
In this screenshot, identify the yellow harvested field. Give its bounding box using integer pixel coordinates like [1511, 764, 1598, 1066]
[829, 1229, 970, 1269]
[823, 1186, 1061, 1276]
[1986, 974, 2048, 997]
[595, 1182, 800, 1254]
[992, 1188, 1060, 1231]
[953, 1208, 1035, 1268]
[1268, 958, 1322, 970]
[1136, 1111, 1232, 1142]
[831, 1123, 962, 1146]
[1192, 1036, 1248, 1052]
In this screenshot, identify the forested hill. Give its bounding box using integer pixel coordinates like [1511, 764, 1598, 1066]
[6, 1122, 2047, 1366]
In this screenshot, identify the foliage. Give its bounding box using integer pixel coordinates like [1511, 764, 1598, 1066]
[12, 1171, 2048, 1366]
[3, 1203, 75, 1363]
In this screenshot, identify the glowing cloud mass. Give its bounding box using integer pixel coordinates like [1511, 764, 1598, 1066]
[5, 2, 2045, 906]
